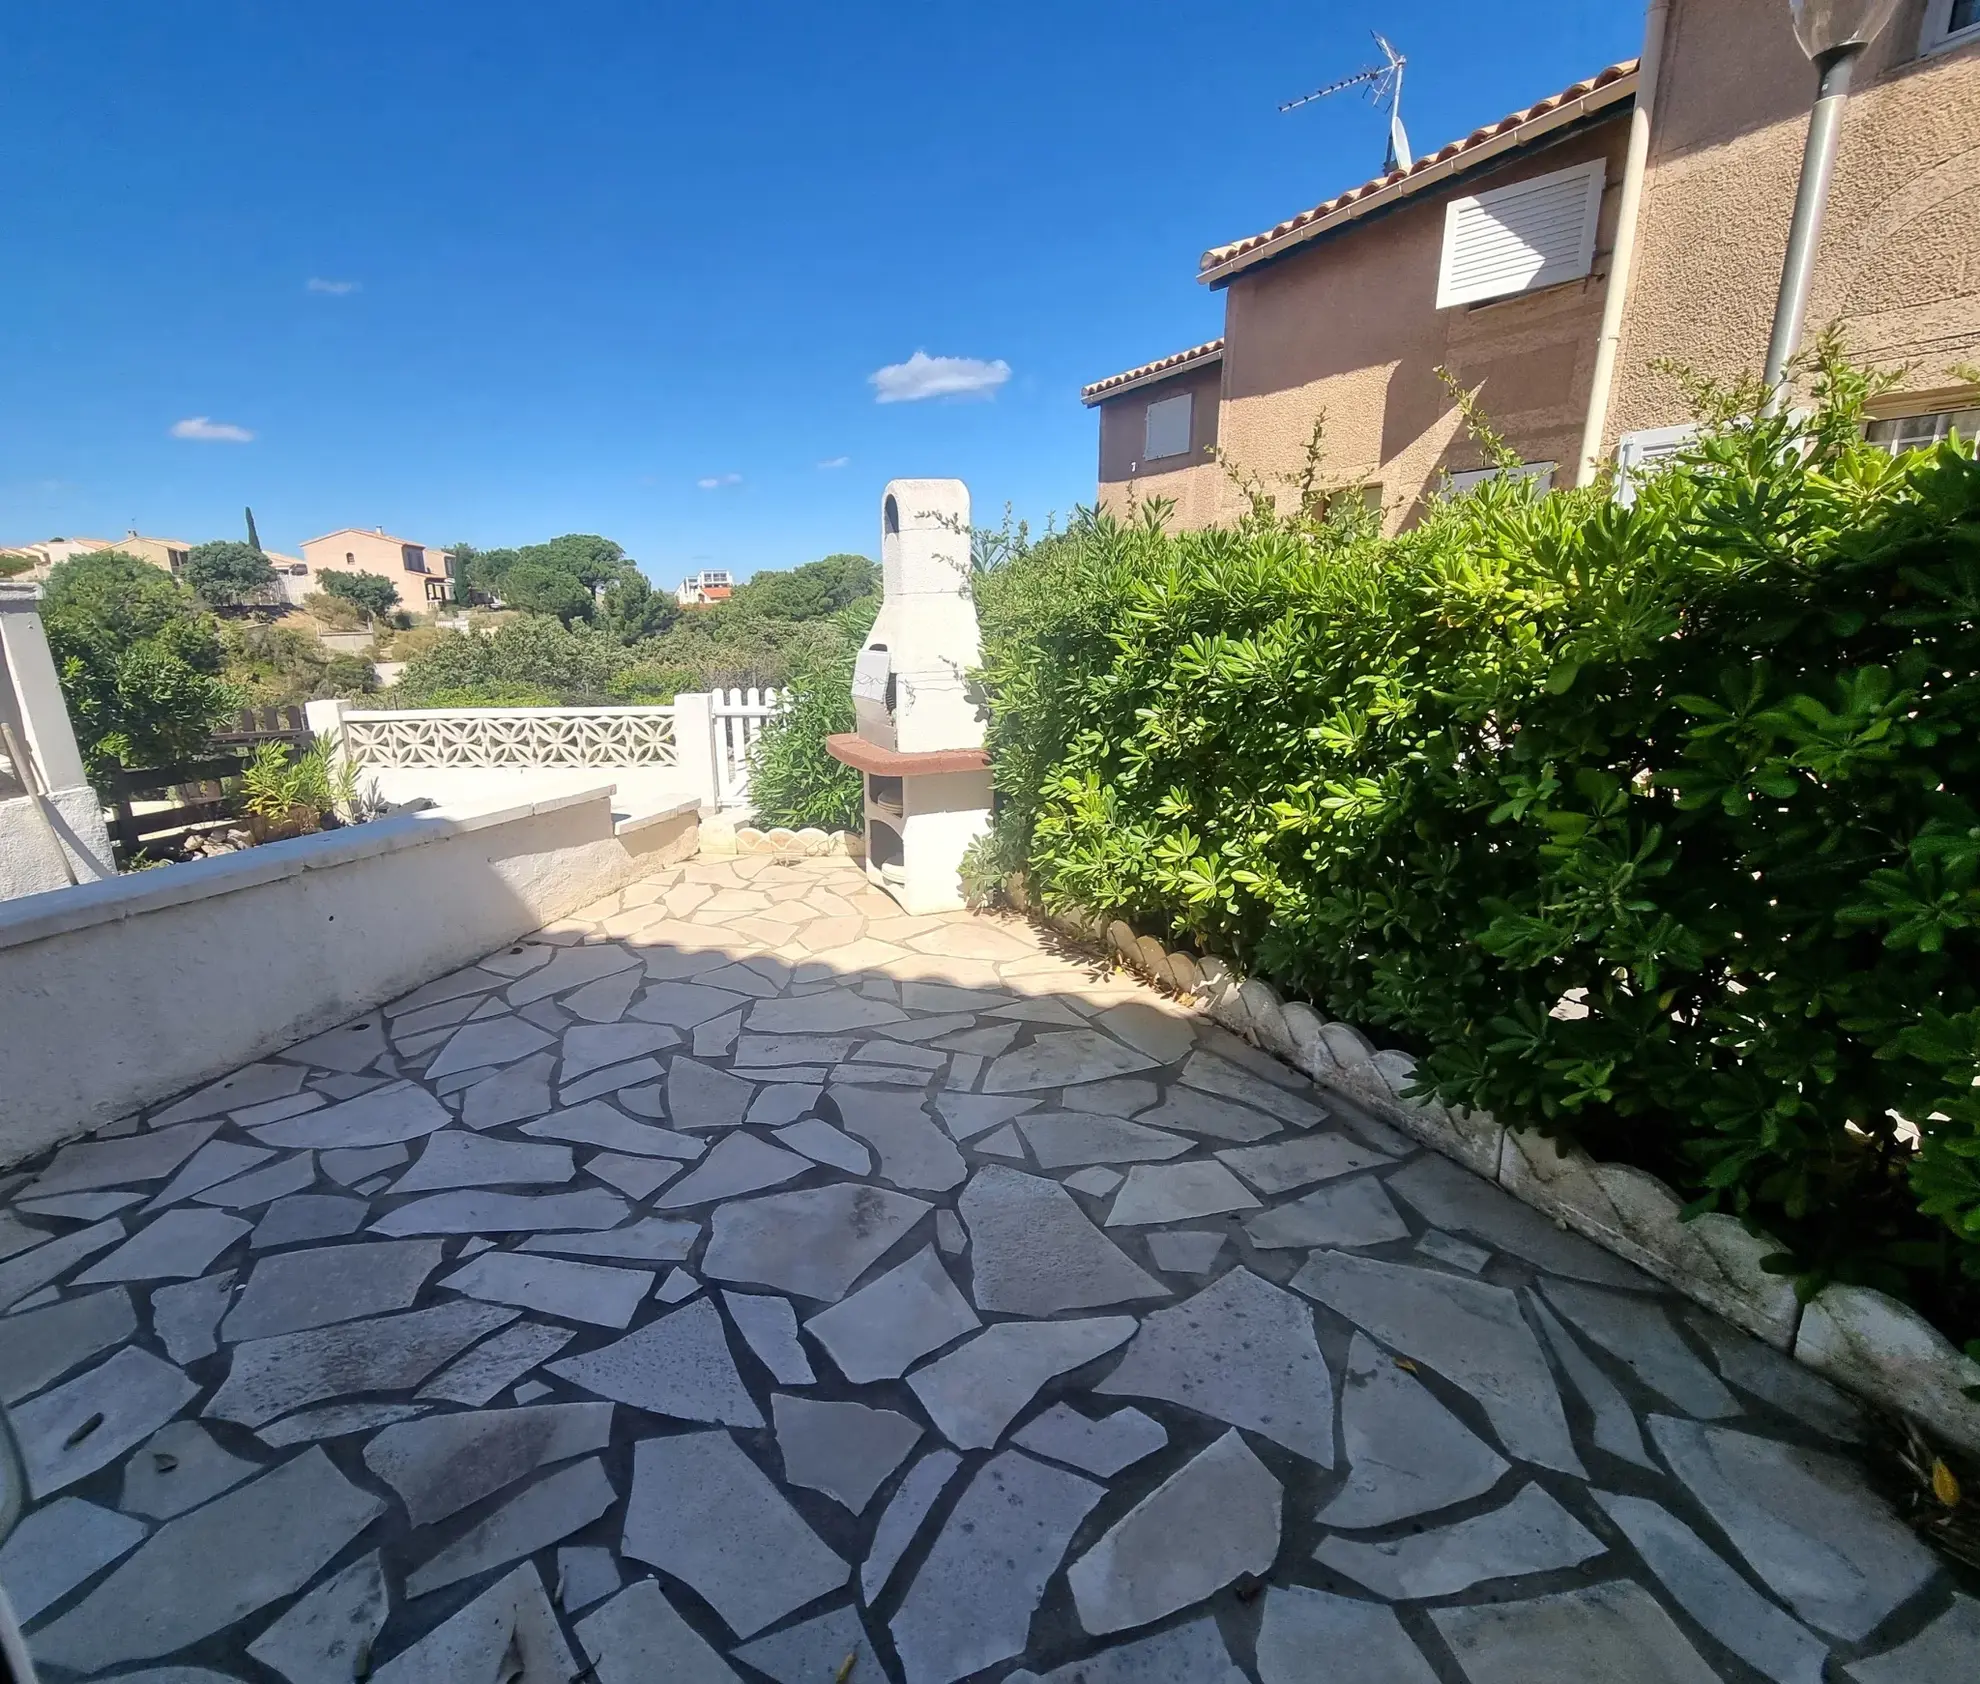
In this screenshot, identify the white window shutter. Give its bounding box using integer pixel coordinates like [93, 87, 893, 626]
[1437, 159, 1606, 309]
[1143, 392, 1193, 462]
[1446, 460, 1557, 493]
[1614, 423, 1698, 505]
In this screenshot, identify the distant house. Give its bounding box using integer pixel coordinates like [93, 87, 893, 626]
[1083, 0, 1980, 528]
[0, 532, 191, 582]
[104, 531, 195, 576]
[676, 569, 734, 608]
[299, 527, 455, 606]
[1, 532, 310, 606]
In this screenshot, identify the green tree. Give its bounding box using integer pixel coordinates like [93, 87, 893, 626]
[730, 553, 878, 620]
[181, 540, 277, 607]
[530, 533, 636, 591]
[450, 534, 640, 610]
[497, 561, 594, 623]
[595, 571, 675, 644]
[319, 570, 401, 621]
[41, 551, 238, 777]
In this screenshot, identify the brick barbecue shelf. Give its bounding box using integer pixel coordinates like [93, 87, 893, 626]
[824, 733, 990, 777]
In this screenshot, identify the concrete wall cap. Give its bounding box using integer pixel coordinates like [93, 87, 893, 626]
[0, 789, 618, 952]
[614, 796, 702, 837]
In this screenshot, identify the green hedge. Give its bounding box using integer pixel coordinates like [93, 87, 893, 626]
[973, 358, 1980, 1347]
[746, 596, 879, 833]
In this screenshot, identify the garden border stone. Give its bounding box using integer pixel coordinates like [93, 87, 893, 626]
[1027, 893, 1980, 1457]
[700, 821, 862, 860]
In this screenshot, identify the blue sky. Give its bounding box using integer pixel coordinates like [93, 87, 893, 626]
[3, 1, 1637, 583]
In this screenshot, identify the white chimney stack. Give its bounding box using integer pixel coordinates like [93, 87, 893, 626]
[828, 478, 993, 913]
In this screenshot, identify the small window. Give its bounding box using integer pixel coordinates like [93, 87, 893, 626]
[1446, 460, 1557, 494]
[401, 544, 427, 573]
[1437, 159, 1606, 309]
[1143, 392, 1194, 461]
[345, 551, 355, 566]
[1866, 406, 1980, 453]
[167, 548, 188, 571]
[1920, 0, 1980, 52]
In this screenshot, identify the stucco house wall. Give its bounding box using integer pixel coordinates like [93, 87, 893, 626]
[1096, 359, 1226, 484]
[1215, 118, 1631, 527]
[1093, 358, 1231, 525]
[300, 528, 455, 603]
[1608, 0, 1980, 442]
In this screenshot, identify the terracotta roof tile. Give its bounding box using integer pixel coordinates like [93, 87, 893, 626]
[1199, 59, 1638, 279]
[1080, 338, 1225, 404]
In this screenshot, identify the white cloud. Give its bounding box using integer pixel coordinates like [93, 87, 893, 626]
[307, 277, 359, 295]
[816, 455, 851, 469]
[697, 472, 743, 490]
[869, 350, 1011, 404]
[169, 416, 254, 443]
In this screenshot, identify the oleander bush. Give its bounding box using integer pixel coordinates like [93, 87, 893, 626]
[747, 596, 880, 832]
[972, 350, 1980, 1346]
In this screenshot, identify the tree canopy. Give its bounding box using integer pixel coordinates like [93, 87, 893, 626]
[495, 561, 596, 623]
[182, 540, 278, 607]
[397, 542, 881, 705]
[728, 553, 877, 620]
[452, 533, 645, 622]
[318, 570, 400, 620]
[594, 571, 675, 644]
[41, 551, 238, 778]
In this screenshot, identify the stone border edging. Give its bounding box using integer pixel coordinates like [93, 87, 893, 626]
[699, 817, 864, 860]
[1022, 892, 1980, 1457]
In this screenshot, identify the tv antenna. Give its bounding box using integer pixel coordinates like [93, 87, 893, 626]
[1280, 32, 1413, 175]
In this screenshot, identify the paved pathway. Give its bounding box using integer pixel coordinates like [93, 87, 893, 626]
[0, 854, 1971, 1683]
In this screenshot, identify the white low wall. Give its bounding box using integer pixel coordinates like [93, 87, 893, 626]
[0, 786, 113, 900]
[0, 787, 697, 1167]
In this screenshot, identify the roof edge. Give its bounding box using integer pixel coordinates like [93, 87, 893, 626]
[1198, 61, 1637, 288]
[1081, 338, 1225, 406]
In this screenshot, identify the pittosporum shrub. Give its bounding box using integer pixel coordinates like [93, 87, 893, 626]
[972, 351, 1980, 1348]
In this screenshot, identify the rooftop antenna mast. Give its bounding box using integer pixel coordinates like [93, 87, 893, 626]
[1280, 32, 1413, 175]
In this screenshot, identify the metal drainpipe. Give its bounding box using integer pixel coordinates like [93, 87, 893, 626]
[1574, 0, 1670, 488]
[1761, 43, 1863, 408]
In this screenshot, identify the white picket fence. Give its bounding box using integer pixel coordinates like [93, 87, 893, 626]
[712, 687, 784, 806]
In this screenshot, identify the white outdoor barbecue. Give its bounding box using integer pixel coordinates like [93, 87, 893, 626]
[827, 478, 993, 914]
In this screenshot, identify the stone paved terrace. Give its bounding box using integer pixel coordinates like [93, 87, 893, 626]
[0, 853, 1973, 1684]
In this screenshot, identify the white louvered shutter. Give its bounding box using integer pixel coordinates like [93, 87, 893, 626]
[1436, 159, 1606, 309]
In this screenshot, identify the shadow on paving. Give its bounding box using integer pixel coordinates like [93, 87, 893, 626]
[0, 851, 1971, 1684]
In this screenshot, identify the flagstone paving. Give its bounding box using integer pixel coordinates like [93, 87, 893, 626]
[0, 852, 1968, 1682]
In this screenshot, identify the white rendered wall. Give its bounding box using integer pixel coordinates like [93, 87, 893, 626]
[0, 788, 696, 1166]
[0, 583, 114, 895]
[0, 789, 110, 900]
